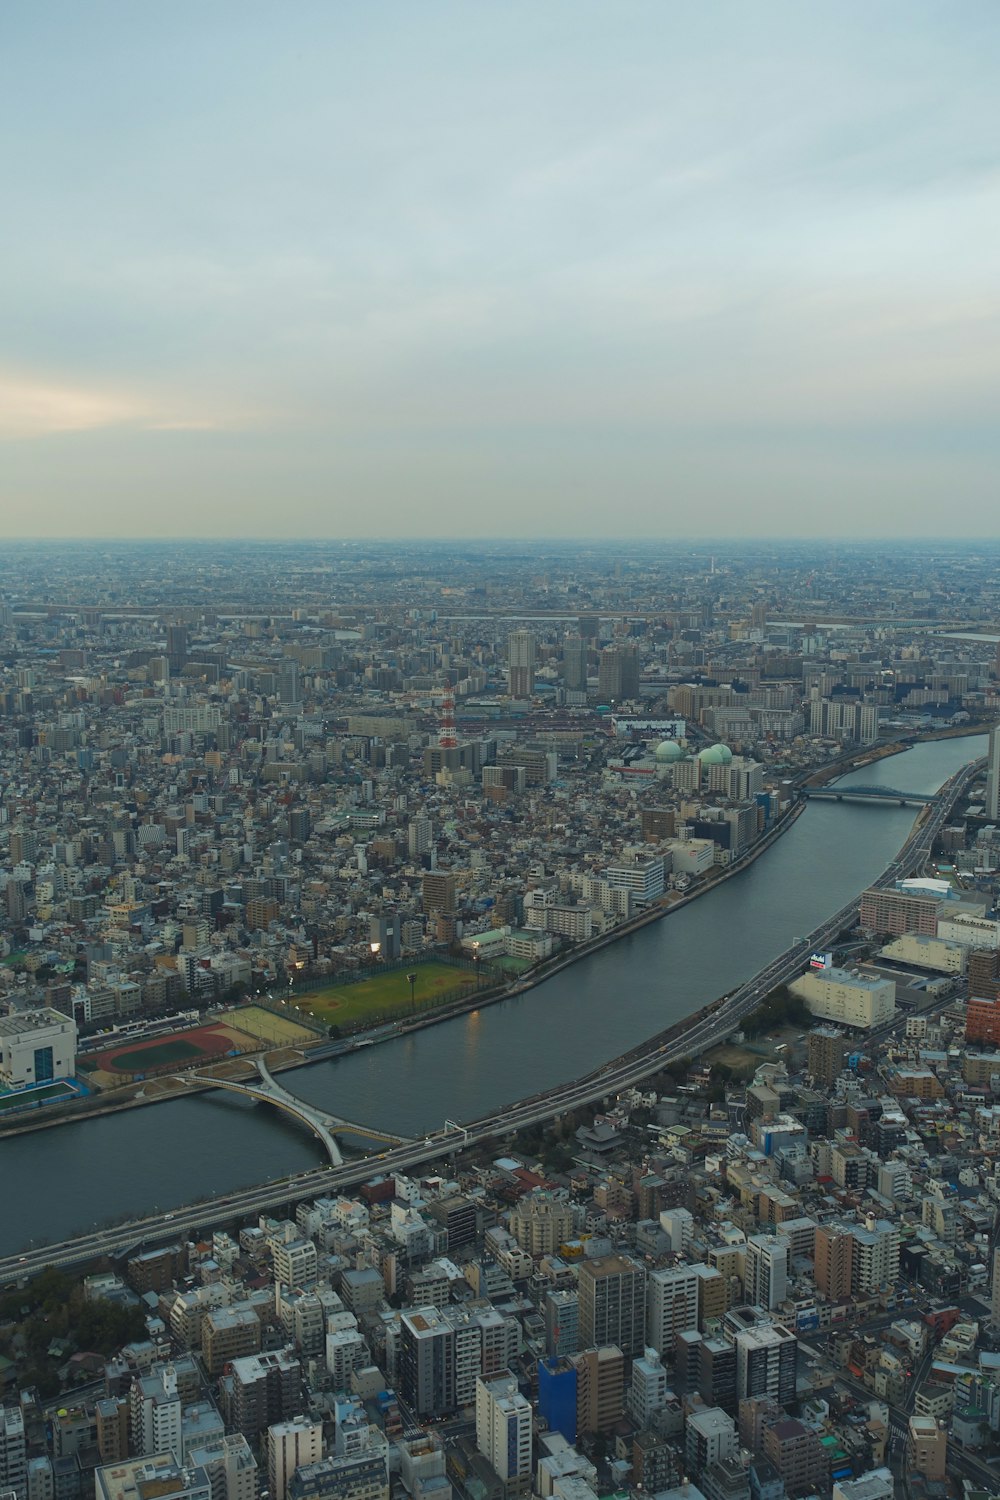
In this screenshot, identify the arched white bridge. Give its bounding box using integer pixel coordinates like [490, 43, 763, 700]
[177, 1057, 410, 1166]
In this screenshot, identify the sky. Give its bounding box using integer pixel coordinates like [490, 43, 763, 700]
[3, 1, 1000, 540]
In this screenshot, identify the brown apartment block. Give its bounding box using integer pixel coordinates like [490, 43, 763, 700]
[813, 1226, 854, 1302]
[762, 1418, 828, 1498]
[570, 1346, 625, 1436]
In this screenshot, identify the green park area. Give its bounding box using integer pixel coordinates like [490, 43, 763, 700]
[292, 960, 481, 1029]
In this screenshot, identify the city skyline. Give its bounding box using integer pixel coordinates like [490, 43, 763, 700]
[4, 2, 1000, 539]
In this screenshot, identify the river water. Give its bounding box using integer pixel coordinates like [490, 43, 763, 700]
[1, 735, 985, 1256]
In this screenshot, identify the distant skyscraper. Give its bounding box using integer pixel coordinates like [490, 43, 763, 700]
[508, 630, 536, 699]
[562, 634, 587, 692]
[598, 644, 639, 702]
[986, 721, 1000, 821]
[166, 624, 188, 671]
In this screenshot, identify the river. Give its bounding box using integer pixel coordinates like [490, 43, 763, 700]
[1, 734, 985, 1256]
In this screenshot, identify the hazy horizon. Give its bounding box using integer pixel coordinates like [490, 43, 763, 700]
[4, 2, 1000, 539]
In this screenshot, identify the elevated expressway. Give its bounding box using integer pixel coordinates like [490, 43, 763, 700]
[0, 757, 981, 1288]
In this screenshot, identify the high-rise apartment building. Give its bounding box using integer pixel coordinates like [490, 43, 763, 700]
[569, 1346, 624, 1436]
[474, 1373, 532, 1496]
[0, 1405, 26, 1500]
[544, 1290, 579, 1359]
[743, 1237, 788, 1312]
[507, 631, 536, 699]
[562, 635, 587, 692]
[686, 1408, 738, 1478]
[734, 1325, 797, 1407]
[646, 1264, 700, 1356]
[597, 644, 640, 702]
[510, 1193, 574, 1256]
[129, 1368, 182, 1459]
[807, 1027, 848, 1087]
[577, 1255, 646, 1357]
[814, 1226, 854, 1302]
[230, 1350, 303, 1441]
[268, 1419, 323, 1500]
[850, 1217, 900, 1294]
[987, 721, 1000, 822]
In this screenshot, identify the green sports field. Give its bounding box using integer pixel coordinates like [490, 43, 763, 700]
[293, 961, 478, 1027]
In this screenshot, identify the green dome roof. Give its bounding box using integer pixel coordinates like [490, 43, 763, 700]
[654, 739, 684, 762]
[697, 743, 734, 766]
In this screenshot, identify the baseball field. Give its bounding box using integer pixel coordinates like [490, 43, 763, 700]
[292, 960, 478, 1027]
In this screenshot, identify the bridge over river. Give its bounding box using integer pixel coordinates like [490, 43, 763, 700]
[177, 1057, 411, 1165]
[801, 784, 935, 807]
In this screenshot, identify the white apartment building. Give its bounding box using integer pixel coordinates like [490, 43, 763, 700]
[646, 1265, 700, 1356]
[743, 1236, 788, 1311]
[267, 1419, 322, 1500]
[272, 1237, 318, 1290]
[475, 1373, 532, 1495]
[1, 1405, 26, 1500]
[129, 1369, 182, 1460]
[686, 1408, 737, 1478]
[627, 1349, 668, 1427]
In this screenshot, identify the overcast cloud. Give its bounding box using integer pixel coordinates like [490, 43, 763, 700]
[2, 1, 1000, 538]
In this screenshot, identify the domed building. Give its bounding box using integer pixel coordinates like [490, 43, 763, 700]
[697, 743, 733, 767]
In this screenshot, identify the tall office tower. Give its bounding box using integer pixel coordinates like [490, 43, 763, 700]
[597, 644, 640, 702]
[562, 634, 587, 692]
[646, 1264, 700, 1357]
[991, 1248, 1000, 1328]
[578, 614, 600, 644]
[577, 1254, 647, 1357]
[814, 1226, 854, 1301]
[507, 631, 536, 699]
[166, 624, 188, 671]
[734, 1325, 798, 1406]
[277, 662, 300, 707]
[987, 721, 1000, 821]
[743, 1237, 788, 1312]
[475, 1373, 532, 1495]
